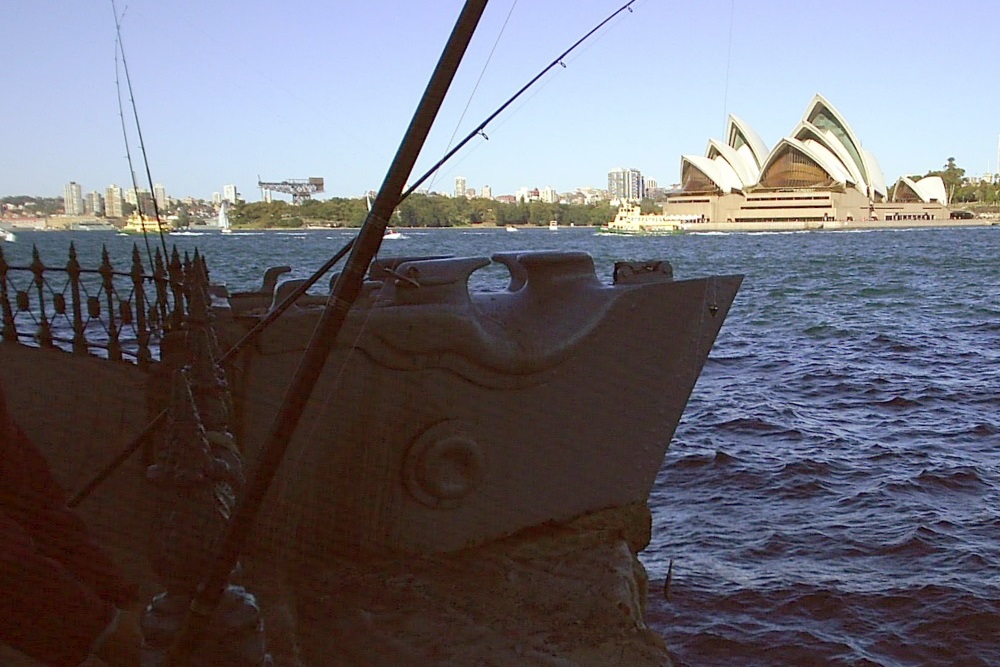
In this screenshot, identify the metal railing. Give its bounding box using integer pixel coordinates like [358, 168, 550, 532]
[0, 242, 198, 367]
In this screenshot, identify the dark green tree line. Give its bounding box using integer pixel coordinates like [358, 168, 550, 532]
[231, 194, 616, 229]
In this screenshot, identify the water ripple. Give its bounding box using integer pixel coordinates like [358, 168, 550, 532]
[12, 226, 1000, 667]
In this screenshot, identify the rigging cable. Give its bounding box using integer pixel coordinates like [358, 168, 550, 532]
[408, 0, 639, 198]
[110, 0, 169, 264]
[721, 0, 735, 133]
[430, 0, 642, 181]
[113, 33, 156, 271]
[428, 0, 518, 193]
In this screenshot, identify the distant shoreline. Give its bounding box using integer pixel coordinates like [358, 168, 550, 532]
[677, 218, 998, 233]
[4, 220, 997, 235]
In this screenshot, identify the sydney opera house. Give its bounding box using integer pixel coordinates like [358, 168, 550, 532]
[662, 94, 950, 226]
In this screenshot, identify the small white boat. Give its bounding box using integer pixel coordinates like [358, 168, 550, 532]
[1, 229, 15, 243]
[505, 225, 518, 232]
[383, 228, 403, 240]
[548, 220, 558, 231]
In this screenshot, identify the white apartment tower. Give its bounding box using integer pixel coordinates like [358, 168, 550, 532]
[540, 186, 558, 203]
[64, 181, 84, 216]
[480, 184, 492, 200]
[105, 184, 124, 218]
[223, 184, 238, 204]
[454, 176, 467, 199]
[124, 187, 147, 206]
[87, 191, 104, 215]
[607, 167, 645, 202]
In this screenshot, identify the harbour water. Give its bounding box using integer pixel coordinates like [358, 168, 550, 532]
[4, 225, 999, 666]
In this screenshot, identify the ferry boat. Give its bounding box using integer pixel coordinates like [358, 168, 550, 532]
[120, 211, 165, 235]
[599, 203, 684, 235]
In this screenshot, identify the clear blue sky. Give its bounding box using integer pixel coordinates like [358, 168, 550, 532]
[2, 0, 997, 202]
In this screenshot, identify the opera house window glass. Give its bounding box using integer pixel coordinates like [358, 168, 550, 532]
[808, 108, 865, 179]
[730, 128, 749, 154]
[894, 182, 921, 202]
[682, 164, 721, 193]
[760, 147, 835, 189]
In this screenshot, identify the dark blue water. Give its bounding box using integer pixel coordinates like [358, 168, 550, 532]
[6, 225, 1000, 666]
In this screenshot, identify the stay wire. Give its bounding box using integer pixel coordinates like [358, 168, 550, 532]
[428, 0, 518, 193]
[111, 0, 169, 264]
[722, 0, 735, 133]
[113, 32, 154, 271]
[430, 2, 636, 183]
[407, 0, 639, 198]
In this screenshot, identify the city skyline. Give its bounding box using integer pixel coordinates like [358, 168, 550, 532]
[36, 175, 626, 215]
[3, 1, 1000, 201]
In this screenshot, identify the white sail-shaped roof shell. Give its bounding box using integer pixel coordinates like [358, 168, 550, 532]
[800, 94, 882, 197]
[915, 176, 947, 203]
[862, 148, 887, 200]
[894, 175, 947, 204]
[792, 121, 865, 192]
[681, 154, 743, 193]
[707, 138, 758, 188]
[674, 94, 922, 204]
[726, 114, 768, 180]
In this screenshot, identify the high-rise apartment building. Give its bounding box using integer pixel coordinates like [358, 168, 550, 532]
[223, 184, 238, 204]
[125, 187, 154, 215]
[540, 186, 558, 204]
[607, 168, 645, 202]
[64, 181, 84, 216]
[105, 184, 124, 218]
[153, 183, 168, 211]
[454, 176, 466, 199]
[124, 187, 146, 207]
[87, 191, 104, 216]
[480, 185, 492, 200]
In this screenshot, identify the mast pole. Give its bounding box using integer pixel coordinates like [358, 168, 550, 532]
[160, 1, 490, 663]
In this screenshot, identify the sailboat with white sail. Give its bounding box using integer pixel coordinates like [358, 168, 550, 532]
[219, 201, 232, 234]
[366, 192, 402, 239]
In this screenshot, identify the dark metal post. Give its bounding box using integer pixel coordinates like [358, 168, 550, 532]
[153, 248, 169, 331]
[0, 245, 18, 344]
[99, 245, 122, 361]
[159, 1, 490, 663]
[30, 245, 52, 349]
[168, 247, 184, 331]
[132, 244, 152, 367]
[67, 243, 87, 355]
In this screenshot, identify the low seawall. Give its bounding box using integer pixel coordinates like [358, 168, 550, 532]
[680, 218, 997, 233]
